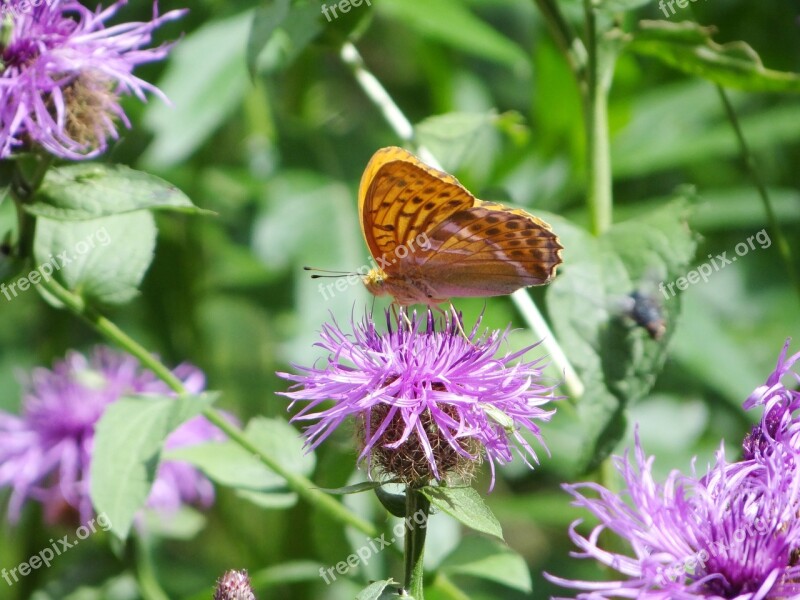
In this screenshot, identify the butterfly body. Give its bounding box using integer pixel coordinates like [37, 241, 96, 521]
[358, 147, 563, 305]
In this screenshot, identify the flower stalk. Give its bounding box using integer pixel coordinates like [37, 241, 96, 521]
[404, 487, 430, 600]
[582, 0, 613, 235]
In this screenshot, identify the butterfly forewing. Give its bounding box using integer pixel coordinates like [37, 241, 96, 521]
[359, 148, 473, 273]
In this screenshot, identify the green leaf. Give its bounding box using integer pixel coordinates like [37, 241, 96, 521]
[355, 579, 403, 600]
[628, 20, 800, 92]
[26, 164, 208, 220]
[234, 488, 297, 510]
[316, 481, 386, 495]
[544, 198, 698, 472]
[165, 417, 315, 509]
[247, 1, 324, 76]
[598, 0, 650, 10]
[379, 0, 529, 71]
[246, 0, 289, 76]
[421, 486, 503, 541]
[439, 536, 532, 593]
[142, 11, 252, 168]
[414, 111, 501, 173]
[33, 211, 156, 307]
[375, 485, 406, 518]
[248, 561, 326, 588]
[89, 393, 217, 541]
[141, 506, 207, 540]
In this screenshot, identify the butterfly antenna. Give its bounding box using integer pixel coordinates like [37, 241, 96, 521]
[303, 266, 358, 279]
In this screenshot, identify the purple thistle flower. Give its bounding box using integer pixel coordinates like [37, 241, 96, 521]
[278, 310, 557, 488]
[0, 0, 185, 159]
[547, 434, 800, 599]
[742, 339, 800, 461]
[0, 346, 226, 525]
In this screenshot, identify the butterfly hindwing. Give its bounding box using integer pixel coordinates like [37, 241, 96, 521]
[420, 205, 561, 297]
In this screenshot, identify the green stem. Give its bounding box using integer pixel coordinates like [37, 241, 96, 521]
[10, 154, 53, 259]
[583, 0, 613, 235]
[404, 487, 430, 599]
[715, 86, 800, 304]
[134, 536, 170, 600]
[532, 0, 588, 79]
[39, 277, 380, 540]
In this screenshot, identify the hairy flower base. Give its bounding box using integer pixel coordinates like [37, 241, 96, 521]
[361, 398, 482, 485]
[59, 72, 119, 148]
[279, 309, 557, 488]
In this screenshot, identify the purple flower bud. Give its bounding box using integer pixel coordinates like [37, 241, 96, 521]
[214, 570, 256, 600]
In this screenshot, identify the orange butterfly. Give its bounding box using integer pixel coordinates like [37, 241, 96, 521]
[358, 146, 563, 306]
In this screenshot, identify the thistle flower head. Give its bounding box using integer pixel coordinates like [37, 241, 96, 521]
[278, 310, 558, 488]
[0, 0, 185, 159]
[0, 346, 226, 524]
[547, 434, 800, 599]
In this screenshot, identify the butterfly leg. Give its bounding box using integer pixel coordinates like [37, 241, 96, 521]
[392, 303, 414, 331]
[432, 302, 471, 342]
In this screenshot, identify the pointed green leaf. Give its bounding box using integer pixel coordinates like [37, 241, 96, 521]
[379, 0, 528, 71]
[355, 579, 404, 600]
[440, 536, 532, 593]
[316, 481, 386, 495]
[375, 485, 407, 518]
[629, 20, 800, 92]
[90, 393, 217, 541]
[165, 417, 315, 509]
[247, 1, 323, 76]
[26, 164, 207, 220]
[142, 11, 252, 168]
[422, 486, 503, 541]
[544, 198, 698, 472]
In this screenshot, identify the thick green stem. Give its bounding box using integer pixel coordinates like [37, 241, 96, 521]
[39, 277, 380, 540]
[583, 0, 613, 235]
[404, 487, 430, 599]
[9, 154, 52, 259]
[716, 86, 800, 304]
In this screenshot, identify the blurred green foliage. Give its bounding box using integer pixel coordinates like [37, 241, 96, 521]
[1, 0, 799, 598]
